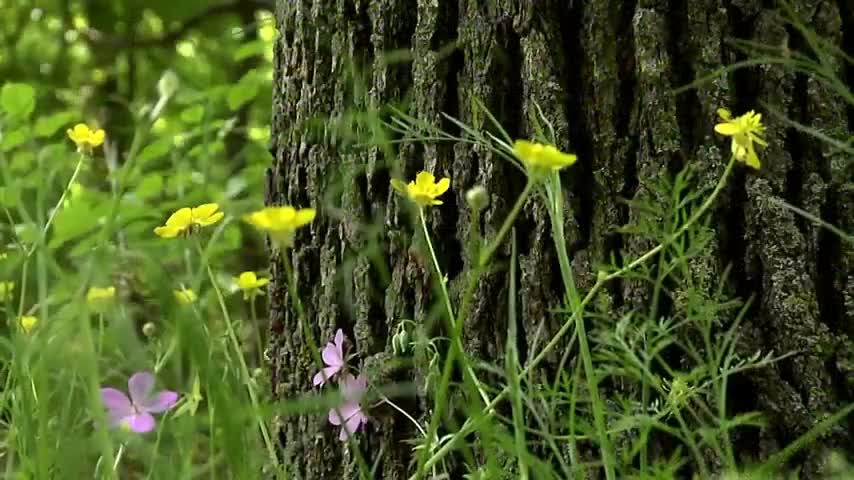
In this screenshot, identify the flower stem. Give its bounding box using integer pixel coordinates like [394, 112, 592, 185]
[415, 157, 737, 476]
[478, 179, 534, 267]
[28, 153, 85, 257]
[195, 241, 279, 469]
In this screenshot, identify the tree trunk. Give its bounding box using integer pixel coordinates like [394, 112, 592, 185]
[268, 0, 854, 478]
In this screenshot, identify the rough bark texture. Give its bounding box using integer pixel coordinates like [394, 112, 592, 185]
[269, 0, 854, 478]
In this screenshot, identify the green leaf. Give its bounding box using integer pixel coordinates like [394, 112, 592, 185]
[0, 185, 21, 208]
[48, 199, 109, 249]
[234, 41, 266, 61]
[180, 105, 206, 124]
[1, 83, 36, 120]
[135, 174, 164, 200]
[136, 137, 174, 167]
[1, 128, 30, 152]
[34, 111, 76, 137]
[226, 70, 260, 111]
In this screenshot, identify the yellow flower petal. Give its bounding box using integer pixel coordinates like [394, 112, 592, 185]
[192, 203, 221, 221]
[19, 315, 38, 333]
[174, 288, 197, 304]
[415, 171, 436, 187]
[513, 140, 577, 173]
[714, 123, 741, 136]
[90, 129, 105, 146]
[434, 177, 450, 195]
[164, 208, 193, 228]
[154, 225, 182, 238]
[391, 171, 450, 208]
[294, 208, 316, 226]
[244, 206, 315, 247]
[196, 211, 224, 227]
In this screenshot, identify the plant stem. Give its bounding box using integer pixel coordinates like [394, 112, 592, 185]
[415, 157, 737, 476]
[29, 153, 85, 257]
[196, 242, 279, 469]
[478, 180, 534, 267]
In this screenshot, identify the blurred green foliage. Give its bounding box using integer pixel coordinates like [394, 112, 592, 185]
[0, 2, 281, 477]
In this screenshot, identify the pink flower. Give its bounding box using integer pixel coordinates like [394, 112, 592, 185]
[100, 372, 179, 433]
[328, 373, 368, 441]
[312, 328, 346, 387]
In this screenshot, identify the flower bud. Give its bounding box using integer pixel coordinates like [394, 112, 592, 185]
[142, 322, 157, 337]
[465, 185, 489, 211]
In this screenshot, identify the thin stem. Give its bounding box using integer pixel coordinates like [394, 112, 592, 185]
[80, 304, 116, 479]
[478, 180, 534, 267]
[195, 241, 279, 469]
[249, 298, 264, 367]
[29, 153, 85, 257]
[415, 157, 737, 476]
[279, 249, 373, 476]
[419, 209, 456, 322]
[415, 180, 534, 478]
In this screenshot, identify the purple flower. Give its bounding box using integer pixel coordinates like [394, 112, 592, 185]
[100, 372, 179, 433]
[328, 373, 368, 441]
[312, 328, 346, 387]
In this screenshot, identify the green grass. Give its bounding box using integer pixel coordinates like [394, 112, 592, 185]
[1, 2, 853, 479]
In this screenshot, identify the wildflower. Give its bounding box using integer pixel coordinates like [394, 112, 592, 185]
[154, 203, 224, 238]
[234, 271, 269, 300]
[174, 288, 197, 304]
[19, 315, 37, 333]
[714, 108, 767, 169]
[390, 171, 450, 208]
[243, 206, 315, 248]
[328, 373, 368, 441]
[100, 371, 178, 433]
[87, 286, 116, 311]
[67, 123, 105, 152]
[512, 140, 577, 175]
[0, 281, 14, 301]
[313, 329, 346, 387]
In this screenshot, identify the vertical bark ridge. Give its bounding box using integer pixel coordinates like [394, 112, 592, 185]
[271, 0, 854, 477]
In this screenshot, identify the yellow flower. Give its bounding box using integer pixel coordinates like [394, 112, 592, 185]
[67, 123, 105, 152]
[19, 315, 38, 334]
[513, 140, 578, 175]
[234, 271, 269, 300]
[0, 281, 14, 301]
[174, 288, 197, 304]
[714, 108, 767, 169]
[86, 286, 116, 311]
[154, 203, 224, 238]
[243, 206, 315, 248]
[390, 171, 451, 208]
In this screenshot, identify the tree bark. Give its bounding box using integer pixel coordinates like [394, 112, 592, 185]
[268, 0, 854, 478]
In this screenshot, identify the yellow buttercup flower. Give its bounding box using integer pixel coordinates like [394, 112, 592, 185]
[234, 271, 269, 300]
[154, 203, 224, 238]
[513, 140, 578, 175]
[0, 281, 14, 301]
[390, 171, 450, 208]
[174, 288, 197, 304]
[714, 108, 767, 169]
[67, 123, 105, 152]
[244, 206, 315, 248]
[19, 315, 38, 334]
[86, 286, 116, 311]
